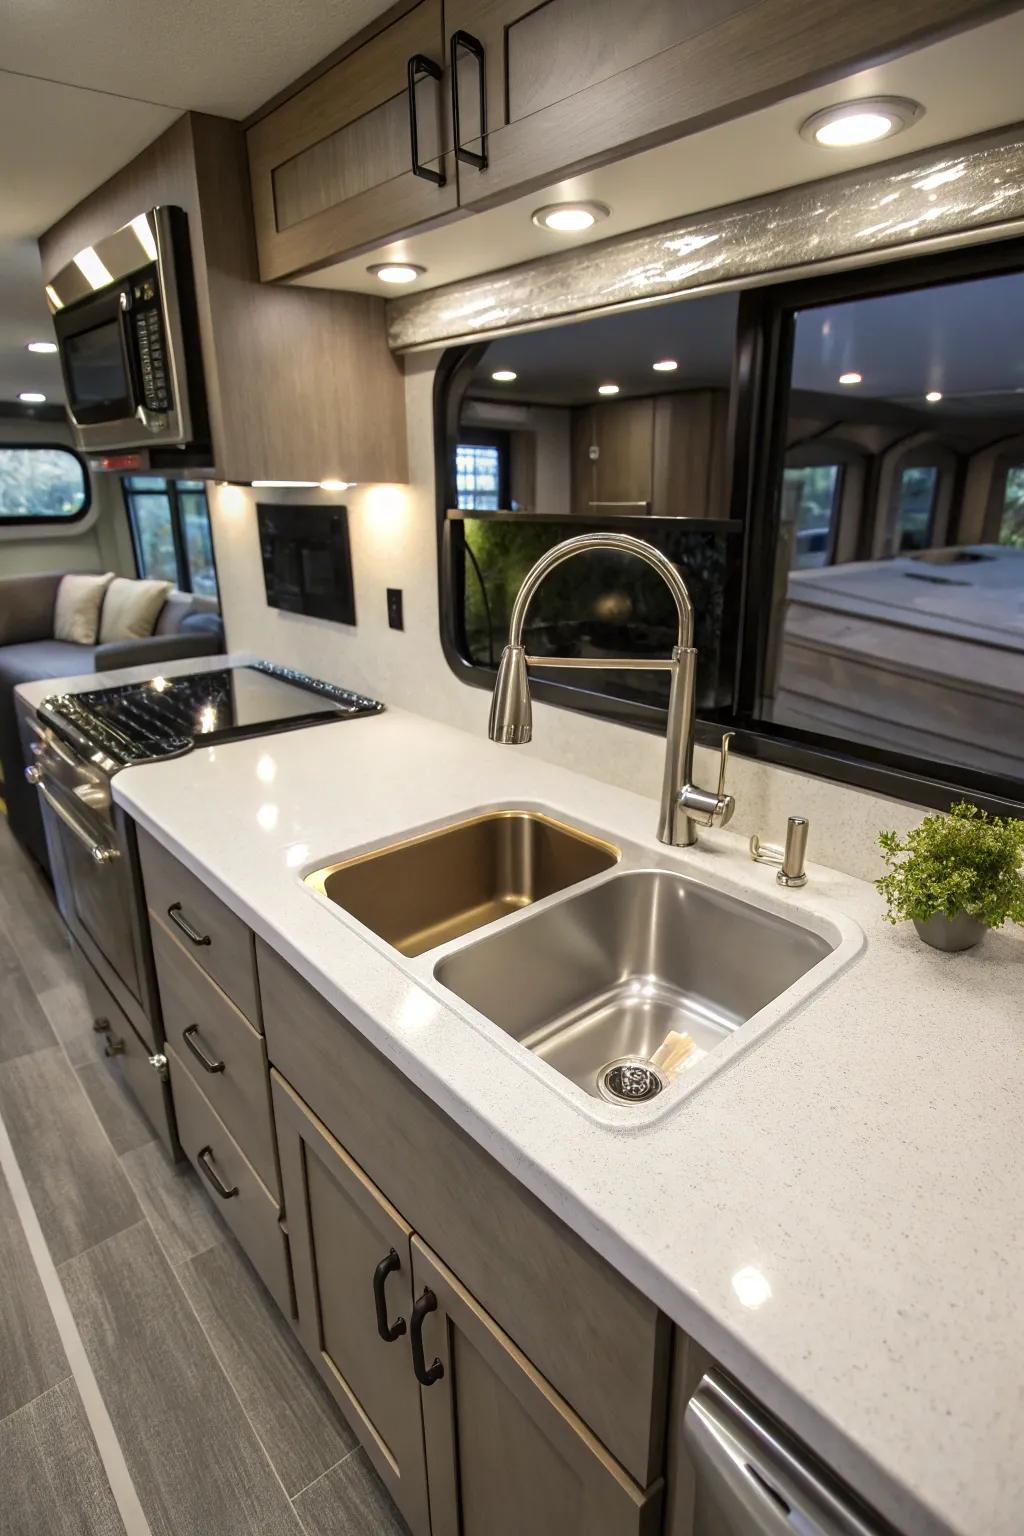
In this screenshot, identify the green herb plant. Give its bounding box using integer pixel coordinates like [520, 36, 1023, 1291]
[876, 800, 1024, 930]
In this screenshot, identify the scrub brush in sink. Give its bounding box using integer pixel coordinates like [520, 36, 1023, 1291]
[651, 1030, 705, 1077]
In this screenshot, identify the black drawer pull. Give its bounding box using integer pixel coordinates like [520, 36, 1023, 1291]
[410, 1287, 443, 1386]
[183, 1025, 225, 1075]
[197, 1146, 238, 1200]
[373, 1248, 407, 1343]
[450, 30, 487, 169]
[408, 54, 446, 185]
[167, 903, 211, 947]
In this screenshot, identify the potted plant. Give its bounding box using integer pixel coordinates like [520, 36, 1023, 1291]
[876, 800, 1024, 951]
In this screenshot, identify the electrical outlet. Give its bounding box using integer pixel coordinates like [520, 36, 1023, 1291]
[386, 588, 404, 630]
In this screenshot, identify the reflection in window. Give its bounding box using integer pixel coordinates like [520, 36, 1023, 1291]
[764, 266, 1024, 786]
[897, 466, 939, 552]
[456, 442, 503, 510]
[124, 476, 218, 600]
[1002, 466, 1024, 548]
[782, 465, 842, 569]
[0, 446, 88, 522]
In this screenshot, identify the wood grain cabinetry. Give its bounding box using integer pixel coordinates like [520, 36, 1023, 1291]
[248, 0, 456, 281]
[413, 1236, 662, 1535]
[572, 391, 731, 518]
[249, 0, 1003, 281]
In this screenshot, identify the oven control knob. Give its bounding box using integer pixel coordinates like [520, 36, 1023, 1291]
[24, 764, 42, 785]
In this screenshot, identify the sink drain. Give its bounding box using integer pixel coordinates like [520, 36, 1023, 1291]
[597, 1057, 667, 1105]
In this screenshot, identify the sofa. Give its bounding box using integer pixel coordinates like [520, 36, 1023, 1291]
[0, 571, 226, 873]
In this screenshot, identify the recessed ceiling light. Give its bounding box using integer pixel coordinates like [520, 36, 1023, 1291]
[800, 96, 923, 149]
[652, 359, 678, 373]
[367, 263, 425, 284]
[26, 340, 57, 354]
[838, 372, 863, 386]
[491, 369, 517, 383]
[531, 201, 610, 233]
[925, 390, 943, 403]
[18, 391, 46, 404]
[597, 383, 620, 396]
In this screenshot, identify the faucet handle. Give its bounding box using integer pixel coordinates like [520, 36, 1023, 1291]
[716, 730, 734, 800]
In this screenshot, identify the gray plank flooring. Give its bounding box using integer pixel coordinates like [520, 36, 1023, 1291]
[77, 1059, 153, 1156]
[61, 1219, 304, 1536]
[0, 1046, 140, 1266]
[293, 1449, 412, 1536]
[120, 1136, 224, 1267]
[0, 1377, 126, 1536]
[0, 1165, 68, 1421]
[179, 1234, 358, 1495]
[0, 816, 409, 1536]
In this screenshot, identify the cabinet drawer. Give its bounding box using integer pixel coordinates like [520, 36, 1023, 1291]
[139, 828, 260, 1028]
[258, 940, 670, 1487]
[152, 916, 278, 1195]
[169, 1048, 292, 1317]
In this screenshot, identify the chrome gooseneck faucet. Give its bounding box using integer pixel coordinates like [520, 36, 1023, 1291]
[487, 532, 734, 847]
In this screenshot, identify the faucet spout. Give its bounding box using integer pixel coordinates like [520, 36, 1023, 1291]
[486, 532, 734, 848]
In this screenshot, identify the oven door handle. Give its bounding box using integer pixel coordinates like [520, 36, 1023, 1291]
[38, 782, 120, 865]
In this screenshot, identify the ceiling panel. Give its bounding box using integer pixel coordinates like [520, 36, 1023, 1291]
[0, 0, 397, 119]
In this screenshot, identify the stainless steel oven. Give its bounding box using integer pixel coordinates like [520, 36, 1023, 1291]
[47, 206, 208, 456]
[27, 718, 177, 1155]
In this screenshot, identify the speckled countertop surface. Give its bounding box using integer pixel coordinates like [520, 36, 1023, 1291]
[22, 667, 1022, 1536]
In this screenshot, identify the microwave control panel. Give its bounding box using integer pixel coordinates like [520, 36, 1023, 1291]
[129, 276, 173, 414]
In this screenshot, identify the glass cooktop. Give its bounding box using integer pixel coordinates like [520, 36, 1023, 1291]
[43, 662, 383, 766]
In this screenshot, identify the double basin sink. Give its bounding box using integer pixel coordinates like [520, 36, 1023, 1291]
[305, 809, 843, 1116]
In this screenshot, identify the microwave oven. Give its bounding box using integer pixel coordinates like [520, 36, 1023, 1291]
[46, 206, 209, 457]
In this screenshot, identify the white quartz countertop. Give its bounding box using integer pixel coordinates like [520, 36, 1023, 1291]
[27, 664, 1021, 1536]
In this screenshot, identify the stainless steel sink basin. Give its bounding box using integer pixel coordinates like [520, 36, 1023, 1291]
[434, 869, 834, 1100]
[306, 811, 619, 958]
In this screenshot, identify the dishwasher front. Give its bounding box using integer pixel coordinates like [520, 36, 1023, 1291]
[683, 1372, 887, 1536]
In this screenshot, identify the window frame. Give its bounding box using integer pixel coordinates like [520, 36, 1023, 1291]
[435, 239, 1024, 818]
[122, 475, 219, 599]
[0, 440, 91, 528]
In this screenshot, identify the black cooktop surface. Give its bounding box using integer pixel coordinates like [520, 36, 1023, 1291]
[44, 663, 383, 766]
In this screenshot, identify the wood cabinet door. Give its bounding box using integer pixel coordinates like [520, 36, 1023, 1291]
[271, 1072, 430, 1535]
[248, 0, 457, 280]
[572, 401, 655, 514]
[411, 1236, 663, 1536]
[445, 0, 1002, 211]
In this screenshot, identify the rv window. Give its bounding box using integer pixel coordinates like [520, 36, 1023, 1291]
[1002, 466, 1024, 547]
[0, 445, 89, 525]
[124, 476, 219, 600]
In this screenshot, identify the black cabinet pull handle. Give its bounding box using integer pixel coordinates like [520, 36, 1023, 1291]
[183, 1025, 225, 1074]
[408, 54, 446, 185]
[450, 30, 487, 169]
[167, 903, 211, 947]
[197, 1146, 238, 1200]
[410, 1287, 443, 1385]
[373, 1248, 407, 1342]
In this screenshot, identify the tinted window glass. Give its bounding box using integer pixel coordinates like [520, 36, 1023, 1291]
[0, 446, 88, 521]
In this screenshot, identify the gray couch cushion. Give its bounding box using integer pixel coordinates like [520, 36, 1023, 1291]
[0, 639, 97, 693]
[0, 572, 63, 646]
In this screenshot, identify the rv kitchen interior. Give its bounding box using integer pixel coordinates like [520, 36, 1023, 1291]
[2, 4, 1024, 1534]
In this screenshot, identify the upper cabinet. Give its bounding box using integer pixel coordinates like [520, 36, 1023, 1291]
[40, 115, 407, 484]
[247, 0, 1004, 282]
[249, 0, 456, 282]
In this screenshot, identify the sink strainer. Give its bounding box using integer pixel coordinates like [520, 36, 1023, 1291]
[597, 1057, 667, 1105]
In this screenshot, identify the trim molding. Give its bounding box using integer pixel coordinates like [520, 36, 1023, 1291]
[388, 121, 1024, 350]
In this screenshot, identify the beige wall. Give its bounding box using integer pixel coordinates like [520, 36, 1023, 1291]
[0, 416, 135, 579]
[209, 352, 927, 885]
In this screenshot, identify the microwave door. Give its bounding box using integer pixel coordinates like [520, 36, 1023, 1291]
[57, 287, 137, 429]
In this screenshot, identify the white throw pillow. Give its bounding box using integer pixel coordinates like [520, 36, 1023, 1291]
[53, 572, 114, 646]
[99, 577, 173, 643]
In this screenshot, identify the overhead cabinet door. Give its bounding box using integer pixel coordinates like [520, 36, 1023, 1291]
[271, 1072, 431, 1534]
[446, 0, 1003, 210]
[411, 1236, 663, 1536]
[248, 0, 456, 280]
